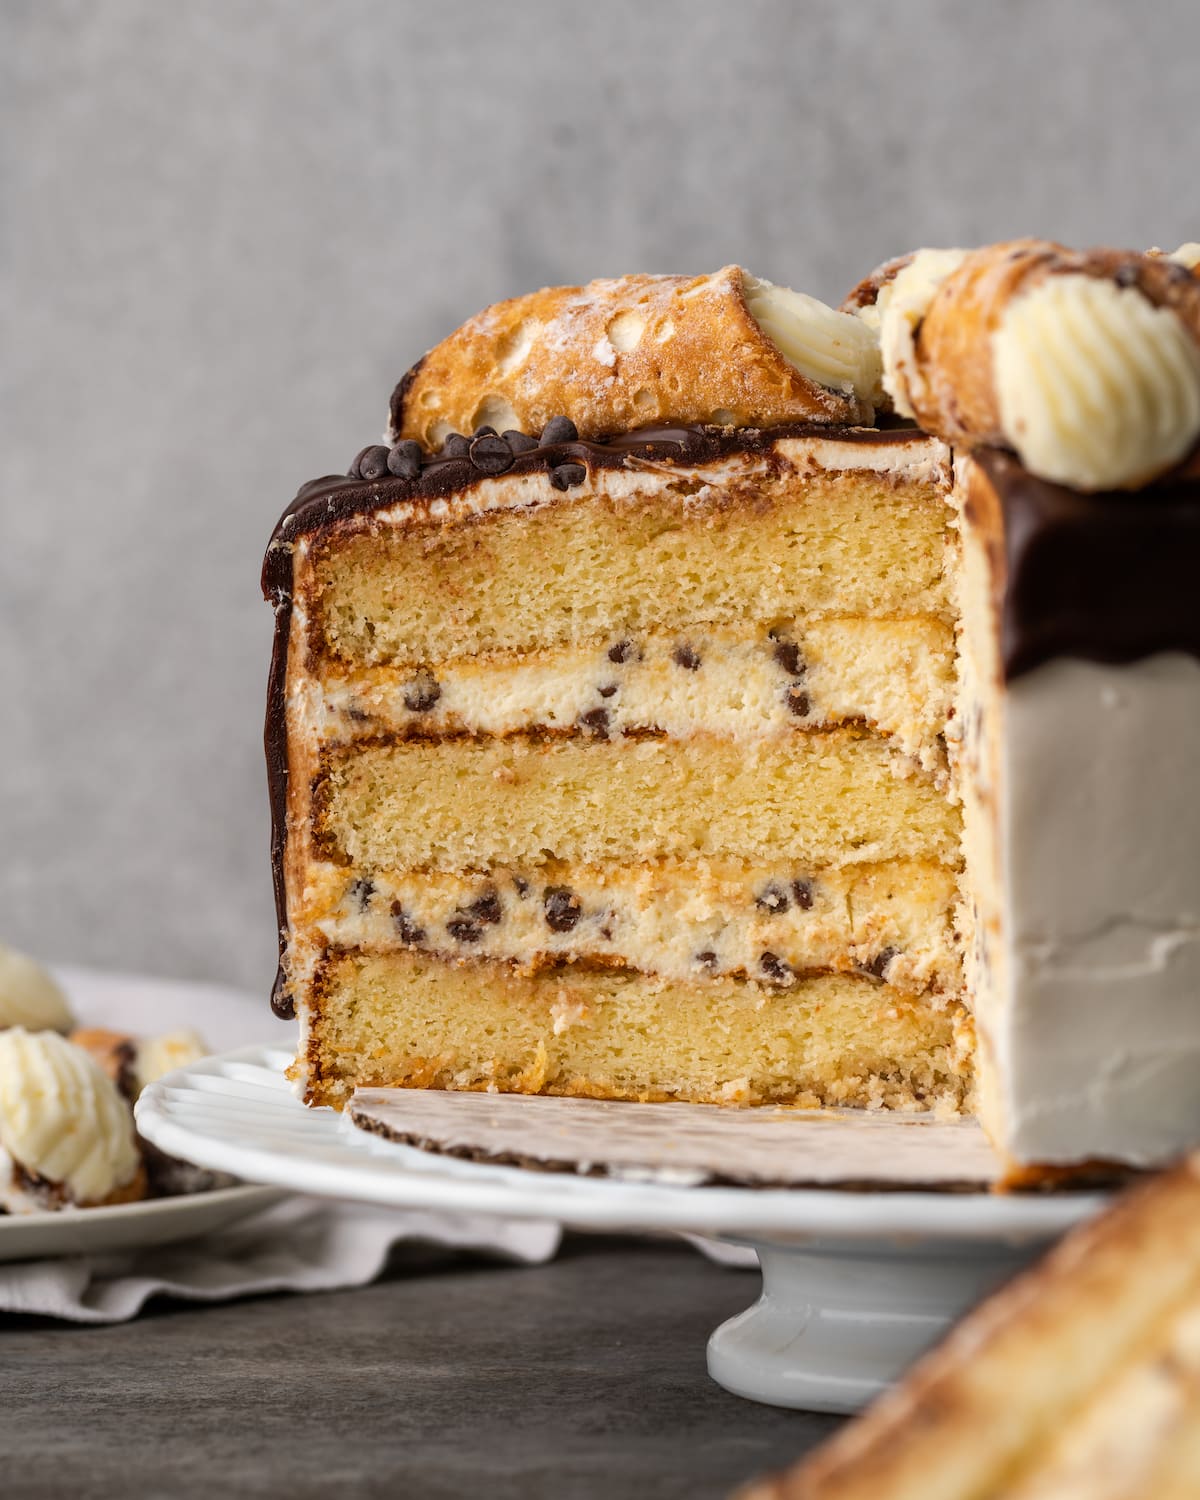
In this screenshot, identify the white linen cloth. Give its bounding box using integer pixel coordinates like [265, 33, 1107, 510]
[0, 966, 752, 1320]
[0, 1196, 560, 1324]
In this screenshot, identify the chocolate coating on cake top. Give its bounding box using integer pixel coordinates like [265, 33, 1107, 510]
[970, 448, 1200, 679]
[264, 418, 926, 589]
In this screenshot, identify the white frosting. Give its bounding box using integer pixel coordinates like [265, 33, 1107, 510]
[316, 618, 955, 774]
[874, 248, 969, 419]
[994, 274, 1200, 490]
[0, 1029, 140, 1205]
[1167, 242, 1200, 271]
[0, 942, 74, 1032]
[315, 857, 960, 997]
[133, 1030, 207, 1095]
[995, 655, 1200, 1165]
[742, 274, 883, 403]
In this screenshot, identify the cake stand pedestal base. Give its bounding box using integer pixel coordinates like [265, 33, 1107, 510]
[137, 1046, 1109, 1418]
[707, 1237, 1033, 1413]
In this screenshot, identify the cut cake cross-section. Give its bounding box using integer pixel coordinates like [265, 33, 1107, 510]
[266, 411, 968, 1114]
[264, 245, 1200, 1179]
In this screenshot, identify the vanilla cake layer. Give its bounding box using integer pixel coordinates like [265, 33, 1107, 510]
[302, 950, 974, 1110]
[312, 615, 956, 773]
[313, 459, 953, 667]
[315, 732, 961, 873]
[304, 858, 961, 996]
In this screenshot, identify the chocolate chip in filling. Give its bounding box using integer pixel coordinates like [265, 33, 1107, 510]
[347, 877, 375, 912]
[464, 888, 503, 925]
[859, 946, 899, 982]
[755, 882, 790, 915]
[786, 687, 811, 717]
[770, 637, 806, 678]
[673, 643, 701, 671]
[791, 877, 815, 910]
[579, 707, 610, 739]
[403, 671, 442, 714]
[759, 951, 794, 985]
[608, 640, 634, 664]
[390, 902, 427, 946]
[544, 886, 582, 933]
[446, 915, 483, 944]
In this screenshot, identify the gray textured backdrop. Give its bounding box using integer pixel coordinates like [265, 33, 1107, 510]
[4, 0, 1198, 1005]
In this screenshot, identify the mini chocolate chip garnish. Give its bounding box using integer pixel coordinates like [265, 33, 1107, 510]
[598, 683, 618, 699]
[390, 901, 427, 946]
[791, 878, 814, 910]
[355, 445, 391, 481]
[599, 922, 613, 941]
[673, 643, 701, 671]
[608, 640, 634, 664]
[350, 446, 375, 478]
[579, 707, 610, 738]
[860, 946, 898, 981]
[403, 671, 442, 713]
[446, 915, 483, 944]
[696, 950, 719, 973]
[387, 440, 423, 478]
[786, 688, 811, 717]
[772, 639, 805, 677]
[540, 415, 579, 445]
[473, 425, 498, 439]
[348, 877, 375, 911]
[544, 886, 582, 933]
[504, 430, 539, 453]
[550, 462, 587, 491]
[755, 883, 790, 915]
[759, 952, 793, 984]
[441, 433, 470, 458]
[470, 433, 514, 475]
[465, 889, 503, 925]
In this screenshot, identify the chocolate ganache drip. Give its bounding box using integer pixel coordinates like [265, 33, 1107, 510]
[973, 449, 1200, 680]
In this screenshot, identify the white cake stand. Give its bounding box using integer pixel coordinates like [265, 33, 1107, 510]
[137, 1046, 1107, 1414]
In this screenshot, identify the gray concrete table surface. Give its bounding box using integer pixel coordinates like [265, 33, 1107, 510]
[0, 1235, 838, 1499]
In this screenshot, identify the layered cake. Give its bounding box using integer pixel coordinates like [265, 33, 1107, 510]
[739, 1153, 1200, 1499]
[264, 244, 1200, 1175]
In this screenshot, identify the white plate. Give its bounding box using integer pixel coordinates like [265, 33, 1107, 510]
[0, 1184, 283, 1263]
[0, 965, 282, 1264]
[137, 1046, 1105, 1241]
[138, 1046, 1111, 1412]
